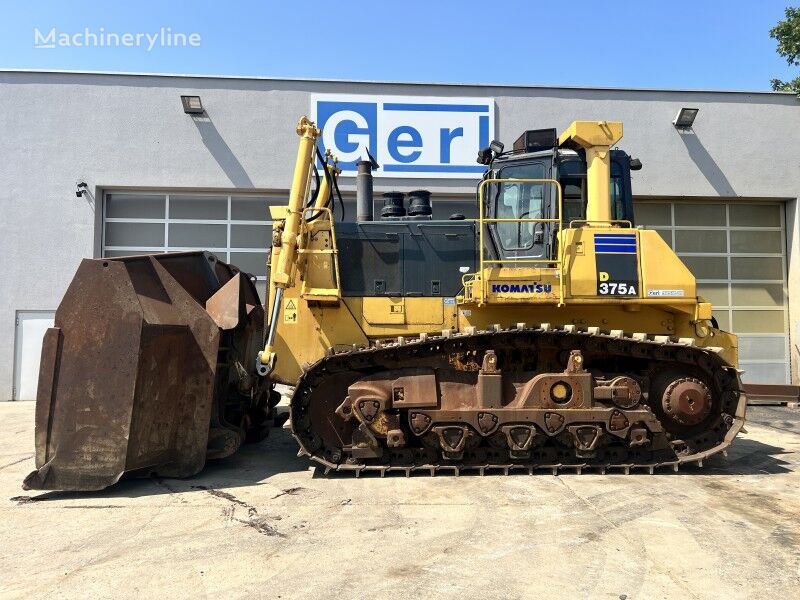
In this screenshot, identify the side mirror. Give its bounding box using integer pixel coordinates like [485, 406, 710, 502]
[629, 157, 643, 171]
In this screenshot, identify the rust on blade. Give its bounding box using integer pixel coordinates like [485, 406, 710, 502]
[207, 273, 246, 330]
[23, 252, 271, 492]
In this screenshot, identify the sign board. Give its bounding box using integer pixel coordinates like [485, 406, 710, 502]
[311, 94, 495, 178]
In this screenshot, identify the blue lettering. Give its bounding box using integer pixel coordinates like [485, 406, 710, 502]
[479, 115, 490, 148]
[334, 118, 370, 155]
[388, 126, 422, 163]
[439, 127, 463, 164]
[316, 101, 378, 170]
[315, 98, 494, 174]
[490, 281, 553, 294]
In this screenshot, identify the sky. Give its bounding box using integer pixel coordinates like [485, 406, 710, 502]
[0, 1, 796, 90]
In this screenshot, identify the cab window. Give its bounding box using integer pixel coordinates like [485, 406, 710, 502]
[559, 159, 626, 223]
[492, 162, 546, 253]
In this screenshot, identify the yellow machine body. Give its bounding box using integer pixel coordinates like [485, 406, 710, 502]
[254, 117, 745, 477]
[266, 231, 736, 385]
[263, 119, 737, 385]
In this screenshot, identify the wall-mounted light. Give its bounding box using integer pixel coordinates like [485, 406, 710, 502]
[181, 95, 204, 114]
[672, 107, 699, 129]
[76, 181, 88, 197]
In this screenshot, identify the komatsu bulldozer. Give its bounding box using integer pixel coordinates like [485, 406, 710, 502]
[25, 117, 746, 490]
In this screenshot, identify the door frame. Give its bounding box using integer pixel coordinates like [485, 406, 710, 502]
[12, 309, 55, 401]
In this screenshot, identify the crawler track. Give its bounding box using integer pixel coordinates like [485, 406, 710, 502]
[289, 325, 746, 476]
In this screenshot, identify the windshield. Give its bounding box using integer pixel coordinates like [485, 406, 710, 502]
[491, 162, 547, 254]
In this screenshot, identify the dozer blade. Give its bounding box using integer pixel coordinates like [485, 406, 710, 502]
[23, 252, 268, 491]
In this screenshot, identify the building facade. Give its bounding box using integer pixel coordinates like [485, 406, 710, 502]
[1, 70, 798, 399]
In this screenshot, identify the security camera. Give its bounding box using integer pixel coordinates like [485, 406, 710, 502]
[76, 181, 88, 197]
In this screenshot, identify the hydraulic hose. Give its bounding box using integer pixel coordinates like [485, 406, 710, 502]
[306, 146, 333, 223]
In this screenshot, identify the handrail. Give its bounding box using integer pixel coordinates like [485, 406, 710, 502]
[476, 178, 564, 306]
[568, 219, 633, 228]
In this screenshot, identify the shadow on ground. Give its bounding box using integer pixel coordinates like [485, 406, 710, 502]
[12, 426, 308, 503]
[700, 438, 795, 475]
[11, 425, 796, 503]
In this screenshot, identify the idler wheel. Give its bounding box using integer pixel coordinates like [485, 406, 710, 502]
[661, 377, 712, 426]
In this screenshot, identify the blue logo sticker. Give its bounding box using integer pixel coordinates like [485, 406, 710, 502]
[311, 94, 494, 178]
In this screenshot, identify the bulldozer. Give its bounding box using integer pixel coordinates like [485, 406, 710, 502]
[24, 117, 746, 490]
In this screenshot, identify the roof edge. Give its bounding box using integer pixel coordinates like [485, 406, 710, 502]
[0, 68, 796, 96]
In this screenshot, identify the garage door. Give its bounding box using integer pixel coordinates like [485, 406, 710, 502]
[106, 193, 785, 381]
[103, 192, 287, 300]
[104, 192, 477, 299]
[636, 200, 789, 384]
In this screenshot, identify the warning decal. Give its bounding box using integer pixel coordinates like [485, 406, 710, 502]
[284, 298, 298, 324]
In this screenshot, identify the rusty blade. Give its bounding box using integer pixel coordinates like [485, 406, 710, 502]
[206, 273, 246, 330]
[23, 252, 262, 491]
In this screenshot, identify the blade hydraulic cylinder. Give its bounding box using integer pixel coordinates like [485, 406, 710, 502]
[258, 117, 320, 374]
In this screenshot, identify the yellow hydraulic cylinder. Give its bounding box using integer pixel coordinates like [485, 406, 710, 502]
[273, 117, 320, 286]
[558, 121, 623, 224]
[258, 117, 320, 373]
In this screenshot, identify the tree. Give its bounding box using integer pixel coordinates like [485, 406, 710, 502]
[770, 6, 800, 93]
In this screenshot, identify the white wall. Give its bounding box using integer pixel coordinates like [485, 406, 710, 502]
[1, 70, 799, 397]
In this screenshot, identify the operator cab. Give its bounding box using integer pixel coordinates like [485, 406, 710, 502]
[480, 129, 638, 263]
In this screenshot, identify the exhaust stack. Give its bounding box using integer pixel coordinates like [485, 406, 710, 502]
[407, 190, 432, 217]
[356, 159, 375, 222]
[381, 192, 406, 219]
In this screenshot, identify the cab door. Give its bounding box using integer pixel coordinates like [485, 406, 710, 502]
[486, 160, 554, 263]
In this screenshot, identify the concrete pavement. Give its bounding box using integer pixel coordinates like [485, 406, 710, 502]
[1, 401, 799, 599]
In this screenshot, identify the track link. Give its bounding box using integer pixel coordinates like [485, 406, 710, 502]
[289, 325, 746, 476]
